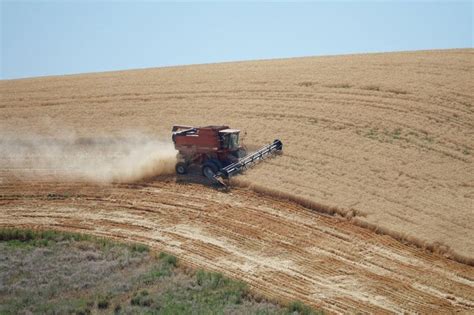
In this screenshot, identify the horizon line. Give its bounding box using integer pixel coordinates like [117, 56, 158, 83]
[1, 47, 471, 82]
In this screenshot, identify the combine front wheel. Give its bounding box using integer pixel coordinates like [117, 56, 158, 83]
[202, 162, 218, 179]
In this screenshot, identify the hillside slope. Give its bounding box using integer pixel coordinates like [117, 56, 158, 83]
[1, 49, 473, 261]
[1, 179, 473, 313]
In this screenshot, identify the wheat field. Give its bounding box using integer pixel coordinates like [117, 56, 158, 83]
[1, 49, 473, 263]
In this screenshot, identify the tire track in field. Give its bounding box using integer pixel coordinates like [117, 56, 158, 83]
[0, 175, 473, 314]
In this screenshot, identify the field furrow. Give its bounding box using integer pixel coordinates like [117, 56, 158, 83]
[0, 176, 473, 314]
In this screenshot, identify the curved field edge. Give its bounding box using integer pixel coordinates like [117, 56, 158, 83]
[0, 227, 320, 315]
[233, 178, 474, 266]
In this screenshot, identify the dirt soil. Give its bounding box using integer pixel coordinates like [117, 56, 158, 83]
[0, 174, 473, 314]
[0, 49, 473, 313]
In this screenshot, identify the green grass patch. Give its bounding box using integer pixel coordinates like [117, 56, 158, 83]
[0, 227, 90, 243]
[0, 227, 150, 252]
[147, 269, 250, 314]
[130, 290, 153, 307]
[159, 251, 178, 267]
[136, 252, 180, 285]
[288, 300, 323, 315]
[0, 229, 323, 314]
[362, 127, 414, 144]
[389, 127, 403, 140]
[365, 128, 379, 139]
[131, 243, 150, 253]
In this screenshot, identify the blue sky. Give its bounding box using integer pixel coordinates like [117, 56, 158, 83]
[1, 1, 472, 80]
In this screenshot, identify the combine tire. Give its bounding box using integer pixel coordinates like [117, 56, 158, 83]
[175, 162, 188, 175]
[202, 162, 218, 179]
[209, 159, 223, 170]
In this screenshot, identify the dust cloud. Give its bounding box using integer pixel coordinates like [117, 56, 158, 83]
[0, 133, 177, 183]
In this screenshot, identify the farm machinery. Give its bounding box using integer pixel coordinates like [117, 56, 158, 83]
[172, 125, 282, 186]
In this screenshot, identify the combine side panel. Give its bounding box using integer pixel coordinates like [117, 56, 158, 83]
[214, 139, 283, 183]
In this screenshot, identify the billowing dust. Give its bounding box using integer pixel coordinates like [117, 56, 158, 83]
[0, 133, 177, 183]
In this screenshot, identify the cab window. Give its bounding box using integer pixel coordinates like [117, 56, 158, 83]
[229, 133, 239, 149]
[221, 133, 239, 149]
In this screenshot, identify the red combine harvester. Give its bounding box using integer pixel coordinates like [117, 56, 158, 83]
[172, 125, 282, 185]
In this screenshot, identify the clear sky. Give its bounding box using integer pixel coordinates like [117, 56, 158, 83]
[1, 1, 472, 80]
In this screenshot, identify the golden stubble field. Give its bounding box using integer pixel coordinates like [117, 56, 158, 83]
[0, 49, 473, 264]
[0, 49, 474, 260]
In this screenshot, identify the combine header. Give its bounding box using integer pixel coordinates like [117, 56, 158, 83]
[172, 125, 282, 186]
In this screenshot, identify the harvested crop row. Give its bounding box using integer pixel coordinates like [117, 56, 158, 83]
[0, 175, 472, 314]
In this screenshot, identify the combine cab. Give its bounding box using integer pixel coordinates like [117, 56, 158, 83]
[172, 125, 282, 185]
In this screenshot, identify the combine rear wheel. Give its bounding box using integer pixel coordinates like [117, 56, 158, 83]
[175, 162, 188, 175]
